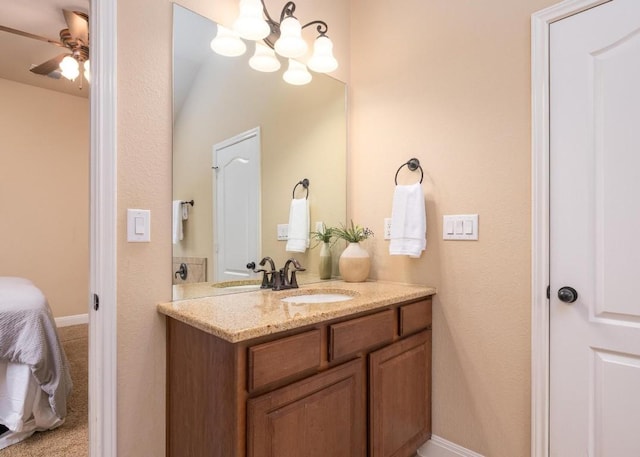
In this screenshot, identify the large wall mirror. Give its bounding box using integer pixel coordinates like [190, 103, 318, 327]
[172, 5, 347, 299]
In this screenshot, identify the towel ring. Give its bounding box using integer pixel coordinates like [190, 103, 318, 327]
[394, 158, 424, 185]
[181, 200, 194, 207]
[292, 178, 310, 199]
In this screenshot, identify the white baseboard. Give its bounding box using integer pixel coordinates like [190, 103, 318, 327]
[418, 435, 485, 457]
[55, 313, 89, 327]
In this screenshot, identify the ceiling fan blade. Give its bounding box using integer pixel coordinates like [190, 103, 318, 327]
[63, 9, 89, 44]
[0, 25, 64, 47]
[30, 54, 68, 75]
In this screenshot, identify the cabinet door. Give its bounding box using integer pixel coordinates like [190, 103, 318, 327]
[369, 330, 431, 457]
[247, 358, 366, 457]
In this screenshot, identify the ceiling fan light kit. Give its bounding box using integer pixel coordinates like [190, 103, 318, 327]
[0, 9, 90, 89]
[211, 0, 337, 86]
[60, 55, 80, 80]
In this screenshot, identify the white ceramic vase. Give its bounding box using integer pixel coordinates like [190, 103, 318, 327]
[338, 242, 370, 282]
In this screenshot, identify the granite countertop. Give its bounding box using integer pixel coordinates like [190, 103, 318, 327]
[158, 280, 436, 343]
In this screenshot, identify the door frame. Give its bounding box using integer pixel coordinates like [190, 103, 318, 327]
[531, 1, 611, 456]
[89, 0, 118, 455]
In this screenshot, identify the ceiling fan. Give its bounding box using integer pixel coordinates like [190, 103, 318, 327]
[0, 9, 89, 82]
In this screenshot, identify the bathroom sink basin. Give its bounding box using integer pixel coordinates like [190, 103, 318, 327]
[281, 293, 355, 304]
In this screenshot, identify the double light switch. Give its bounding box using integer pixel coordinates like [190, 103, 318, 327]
[443, 214, 478, 240]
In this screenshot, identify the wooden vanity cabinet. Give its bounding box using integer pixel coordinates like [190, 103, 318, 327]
[370, 331, 431, 457]
[166, 297, 432, 457]
[247, 357, 367, 457]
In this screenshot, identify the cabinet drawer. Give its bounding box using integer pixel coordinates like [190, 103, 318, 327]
[399, 299, 432, 337]
[329, 310, 395, 361]
[248, 329, 321, 391]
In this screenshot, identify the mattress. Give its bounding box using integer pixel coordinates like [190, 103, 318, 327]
[0, 277, 72, 449]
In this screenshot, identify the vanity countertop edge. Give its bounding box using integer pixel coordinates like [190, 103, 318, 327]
[157, 280, 436, 343]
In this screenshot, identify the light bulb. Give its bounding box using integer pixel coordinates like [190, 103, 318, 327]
[60, 55, 80, 80]
[307, 35, 338, 73]
[83, 60, 91, 82]
[249, 43, 281, 72]
[233, 0, 270, 40]
[283, 59, 312, 85]
[210, 24, 247, 57]
[274, 16, 307, 58]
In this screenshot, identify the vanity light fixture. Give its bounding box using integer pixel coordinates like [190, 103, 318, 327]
[249, 42, 281, 72]
[283, 58, 312, 85]
[209, 24, 247, 56]
[210, 0, 338, 85]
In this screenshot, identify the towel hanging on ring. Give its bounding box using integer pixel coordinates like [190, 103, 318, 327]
[389, 159, 426, 258]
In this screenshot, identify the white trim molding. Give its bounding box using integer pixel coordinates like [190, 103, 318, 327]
[418, 435, 484, 457]
[530, 2, 610, 457]
[55, 313, 89, 327]
[89, 0, 117, 455]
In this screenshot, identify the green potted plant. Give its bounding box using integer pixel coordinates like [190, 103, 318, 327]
[310, 223, 334, 280]
[333, 220, 374, 282]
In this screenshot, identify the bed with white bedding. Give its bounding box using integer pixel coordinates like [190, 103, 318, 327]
[0, 277, 72, 449]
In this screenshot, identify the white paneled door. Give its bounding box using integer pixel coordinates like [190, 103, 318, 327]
[549, 0, 640, 455]
[213, 128, 261, 282]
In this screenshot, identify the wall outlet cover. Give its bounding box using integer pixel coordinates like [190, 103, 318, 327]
[277, 223, 289, 241]
[384, 218, 392, 240]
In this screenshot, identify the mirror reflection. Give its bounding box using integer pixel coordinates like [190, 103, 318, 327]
[172, 5, 347, 299]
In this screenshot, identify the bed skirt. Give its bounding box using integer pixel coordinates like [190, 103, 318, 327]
[0, 361, 65, 449]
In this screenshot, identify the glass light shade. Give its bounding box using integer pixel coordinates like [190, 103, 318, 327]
[274, 16, 308, 58]
[307, 35, 338, 73]
[210, 25, 247, 57]
[233, 0, 270, 40]
[283, 59, 312, 85]
[59, 55, 79, 80]
[249, 43, 281, 72]
[83, 60, 91, 82]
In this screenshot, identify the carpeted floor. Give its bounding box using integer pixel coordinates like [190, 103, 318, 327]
[2, 324, 88, 456]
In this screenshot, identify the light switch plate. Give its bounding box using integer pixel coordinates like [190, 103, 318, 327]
[127, 209, 150, 242]
[443, 214, 478, 240]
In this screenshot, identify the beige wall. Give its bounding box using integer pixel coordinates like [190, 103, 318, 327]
[116, 0, 349, 455]
[0, 78, 89, 318]
[116, 0, 566, 455]
[350, 0, 556, 455]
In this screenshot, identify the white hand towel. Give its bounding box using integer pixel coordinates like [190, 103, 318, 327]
[389, 182, 426, 258]
[285, 198, 310, 253]
[172, 200, 183, 244]
[181, 203, 189, 221]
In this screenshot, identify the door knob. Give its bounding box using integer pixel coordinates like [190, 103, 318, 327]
[558, 286, 578, 303]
